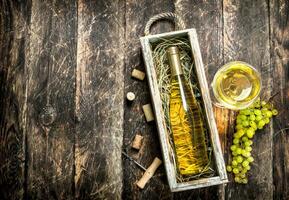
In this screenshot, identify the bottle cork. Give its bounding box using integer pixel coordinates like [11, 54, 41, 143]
[136, 157, 162, 189]
[126, 92, 135, 101]
[131, 134, 143, 150]
[142, 104, 154, 122]
[132, 69, 145, 80]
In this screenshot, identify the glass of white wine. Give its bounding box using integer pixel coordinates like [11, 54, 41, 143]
[211, 61, 262, 110]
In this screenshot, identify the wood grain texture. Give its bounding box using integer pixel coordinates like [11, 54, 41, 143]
[25, 1, 77, 199]
[0, 1, 30, 199]
[1, 0, 289, 199]
[270, 0, 289, 199]
[75, 0, 125, 199]
[223, 1, 272, 199]
[175, 0, 225, 199]
[123, 1, 174, 199]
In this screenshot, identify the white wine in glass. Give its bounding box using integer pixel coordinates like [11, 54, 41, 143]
[212, 61, 261, 110]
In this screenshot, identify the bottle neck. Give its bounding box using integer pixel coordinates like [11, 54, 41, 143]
[167, 46, 183, 76]
[170, 57, 183, 76]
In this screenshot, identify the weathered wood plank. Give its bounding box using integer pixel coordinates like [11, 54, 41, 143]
[0, 1, 31, 199]
[270, 0, 289, 199]
[175, 0, 224, 199]
[75, 0, 125, 199]
[223, 1, 272, 199]
[123, 1, 175, 199]
[25, 1, 77, 199]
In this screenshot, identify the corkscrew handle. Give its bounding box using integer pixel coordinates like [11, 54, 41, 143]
[144, 12, 186, 36]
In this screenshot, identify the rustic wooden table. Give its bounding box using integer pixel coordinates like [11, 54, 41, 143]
[0, 0, 288, 199]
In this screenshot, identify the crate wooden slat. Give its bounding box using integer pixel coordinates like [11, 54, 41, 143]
[140, 28, 228, 192]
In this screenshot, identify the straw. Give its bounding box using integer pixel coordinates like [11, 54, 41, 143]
[152, 37, 215, 181]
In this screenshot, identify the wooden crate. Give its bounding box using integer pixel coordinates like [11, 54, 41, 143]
[140, 28, 228, 192]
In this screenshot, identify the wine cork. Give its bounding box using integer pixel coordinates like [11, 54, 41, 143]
[132, 69, 145, 80]
[136, 157, 162, 189]
[131, 134, 143, 150]
[126, 92, 135, 101]
[142, 104, 154, 122]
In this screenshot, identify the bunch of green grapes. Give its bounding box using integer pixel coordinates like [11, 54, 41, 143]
[226, 99, 278, 184]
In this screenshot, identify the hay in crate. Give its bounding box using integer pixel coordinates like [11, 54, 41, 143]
[151, 37, 215, 182]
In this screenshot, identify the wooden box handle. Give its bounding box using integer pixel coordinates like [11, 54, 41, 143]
[144, 12, 185, 36]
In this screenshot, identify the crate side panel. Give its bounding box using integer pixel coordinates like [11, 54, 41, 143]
[140, 37, 178, 189]
[188, 31, 228, 180]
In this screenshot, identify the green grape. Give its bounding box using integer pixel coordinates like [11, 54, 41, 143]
[233, 138, 240, 145]
[261, 101, 267, 107]
[229, 102, 277, 185]
[242, 160, 249, 167]
[244, 141, 251, 147]
[234, 133, 241, 139]
[242, 151, 251, 158]
[237, 129, 245, 137]
[233, 168, 239, 174]
[249, 114, 256, 121]
[265, 111, 273, 118]
[242, 178, 248, 184]
[272, 109, 278, 115]
[264, 117, 270, 124]
[240, 173, 246, 178]
[234, 131, 243, 139]
[258, 120, 265, 128]
[242, 136, 249, 142]
[249, 121, 257, 130]
[245, 146, 252, 152]
[237, 165, 243, 172]
[232, 160, 238, 166]
[239, 115, 247, 120]
[236, 124, 243, 130]
[236, 156, 243, 163]
[246, 132, 253, 139]
[239, 110, 246, 115]
[227, 165, 232, 172]
[255, 115, 263, 121]
[242, 121, 249, 127]
[247, 156, 254, 162]
[236, 115, 242, 121]
[254, 99, 261, 108]
[257, 125, 263, 129]
[236, 118, 243, 124]
[261, 108, 268, 112]
[235, 176, 241, 183]
[263, 103, 272, 109]
[243, 109, 251, 116]
[228, 101, 279, 185]
[255, 104, 261, 108]
[246, 128, 255, 138]
[254, 109, 262, 115]
[236, 148, 242, 155]
[231, 145, 237, 151]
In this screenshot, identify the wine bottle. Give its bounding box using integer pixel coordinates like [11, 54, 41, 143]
[167, 46, 209, 176]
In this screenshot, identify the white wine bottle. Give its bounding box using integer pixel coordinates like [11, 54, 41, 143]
[167, 46, 209, 176]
